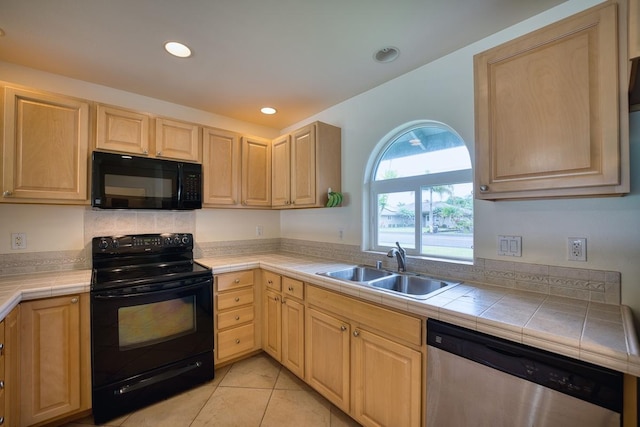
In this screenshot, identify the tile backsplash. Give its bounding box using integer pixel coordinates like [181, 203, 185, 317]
[0, 228, 622, 305]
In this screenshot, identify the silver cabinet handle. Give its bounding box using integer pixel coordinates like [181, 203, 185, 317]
[288, 286, 294, 291]
[235, 339, 240, 344]
[157, 151, 162, 156]
[2, 191, 12, 197]
[267, 280, 273, 285]
[71, 297, 79, 304]
[353, 330, 360, 337]
[0, 343, 4, 354]
[340, 325, 347, 332]
[142, 150, 148, 155]
[235, 316, 240, 321]
[0, 416, 4, 424]
[480, 185, 489, 192]
[234, 279, 240, 283]
[234, 297, 240, 302]
[0, 380, 4, 389]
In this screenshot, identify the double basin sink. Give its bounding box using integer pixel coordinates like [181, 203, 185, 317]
[317, 265, 458, 300]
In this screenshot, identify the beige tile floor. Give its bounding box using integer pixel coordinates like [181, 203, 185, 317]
[62, 354, 362, 427]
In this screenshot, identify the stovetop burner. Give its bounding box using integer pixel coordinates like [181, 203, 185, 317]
[91, 233, 211, 291]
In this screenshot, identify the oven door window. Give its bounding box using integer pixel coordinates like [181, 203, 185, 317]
[118, 295, 196, 350]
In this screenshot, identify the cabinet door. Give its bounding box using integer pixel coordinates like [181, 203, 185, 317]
[20, 295, 86, 426]
[203, 128, 240, 206]
[305, 307, 350, 412]
[263, 289, 282, 360]
[474, 3, 625, 199]
[2, 87, 89, 203]
[96, 104, 149, 155]
[352, 328, 422, 427]
[4, 306, 20, 427]
[630, 0, 640, 60]
[271, 134, 291, 207]
[290, 124, 316, 207]
[282, 297, 304, 379]
[154, 118, 201, 162]
[241, 136, 271, 207]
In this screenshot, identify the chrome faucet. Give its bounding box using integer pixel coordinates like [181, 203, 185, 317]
[387, 242, 406, 272]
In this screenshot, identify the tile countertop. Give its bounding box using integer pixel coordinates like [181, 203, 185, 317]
[0, 253, 638, 377]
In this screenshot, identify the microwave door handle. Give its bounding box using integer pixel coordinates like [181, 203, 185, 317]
[177, 163, 183, 202]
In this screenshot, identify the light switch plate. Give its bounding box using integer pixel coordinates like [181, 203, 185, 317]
[497, 235, 521, 257]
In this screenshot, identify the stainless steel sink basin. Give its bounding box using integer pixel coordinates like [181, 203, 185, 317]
[317, 265, 458, 299]
[369, 275, 452, 299]
[321, 265, 393, 282]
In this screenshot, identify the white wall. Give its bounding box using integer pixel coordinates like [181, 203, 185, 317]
[279, 0, 640, 318]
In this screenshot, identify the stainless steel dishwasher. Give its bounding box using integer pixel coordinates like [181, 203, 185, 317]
[426, 319, 623, 427]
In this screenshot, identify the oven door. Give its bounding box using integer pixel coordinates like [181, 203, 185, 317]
[91, 275, 213, 388]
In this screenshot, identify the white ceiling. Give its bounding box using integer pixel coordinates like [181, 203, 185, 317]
[0, 0, 567, 129]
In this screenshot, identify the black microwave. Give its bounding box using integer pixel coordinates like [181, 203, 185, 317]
[91, 151, 202, 210]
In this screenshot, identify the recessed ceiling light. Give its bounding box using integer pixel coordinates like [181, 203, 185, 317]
[164, 41, 192, 58]
[261, 107, 277, 115]
[374, 46, 400, 63]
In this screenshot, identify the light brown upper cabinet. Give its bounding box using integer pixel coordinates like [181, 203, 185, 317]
[241, 135, 271, 207]
[203, 131, 271, 208]
[96, 104, 201, 162]
[202, 127, 241, 206]
[474, 2, 630, 200]
[630, 0, 640, 59]
[96, 104, 150, 156]
[272, 121, 341, 208]
[1, 86, 90, 204]
[154, 117, 201, 162]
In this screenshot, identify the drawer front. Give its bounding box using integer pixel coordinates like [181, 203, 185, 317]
[217, 323, 255, 360]
[263, 271, 281, 291]
[217, 287, 254, 310]
[283, 276, 304, 300]
[217, 306, 254, 330]
[217, 270, 254, 292]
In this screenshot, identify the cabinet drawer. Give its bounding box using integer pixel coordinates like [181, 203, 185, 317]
[217, 306, 254, 330]
[283, 277, 304, 300]
[217, 323, 255, 360]
[216, 270, 254, 291]
[263, 271, 281, 291]
[217, 288, 254, 310]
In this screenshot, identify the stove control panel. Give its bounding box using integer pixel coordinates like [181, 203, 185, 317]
[93, 233, 193, 253]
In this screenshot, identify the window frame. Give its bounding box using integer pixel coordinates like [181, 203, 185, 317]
[367, 121, 473, 261]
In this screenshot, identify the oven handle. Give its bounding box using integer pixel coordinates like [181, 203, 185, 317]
[114, 361, 203, 395]
[92, 279, 211, 299]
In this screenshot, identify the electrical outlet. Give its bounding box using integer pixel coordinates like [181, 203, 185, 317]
[338, 228, 344, 240]
[11, 232, 26, 250]
[568, 237, 586, 261]
[255, 225, 263, 237]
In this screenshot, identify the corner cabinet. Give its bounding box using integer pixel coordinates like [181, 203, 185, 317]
[305, 285, 422, 427]
[262, 271, 305, 379]
[19, 294, 91, 427]
[272, 121, 341, 208]
[1, 86, 90, 204]
[474, 2, 630, 200]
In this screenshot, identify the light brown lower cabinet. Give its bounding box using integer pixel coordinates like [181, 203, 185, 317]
[214, 270, 261, 364]
[19, 295, 91, 427]
[262, 272, 305, 379]
[305, 286, 422, 427]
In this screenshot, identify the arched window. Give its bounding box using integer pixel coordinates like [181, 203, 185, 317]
[369, 121, 473, 261]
